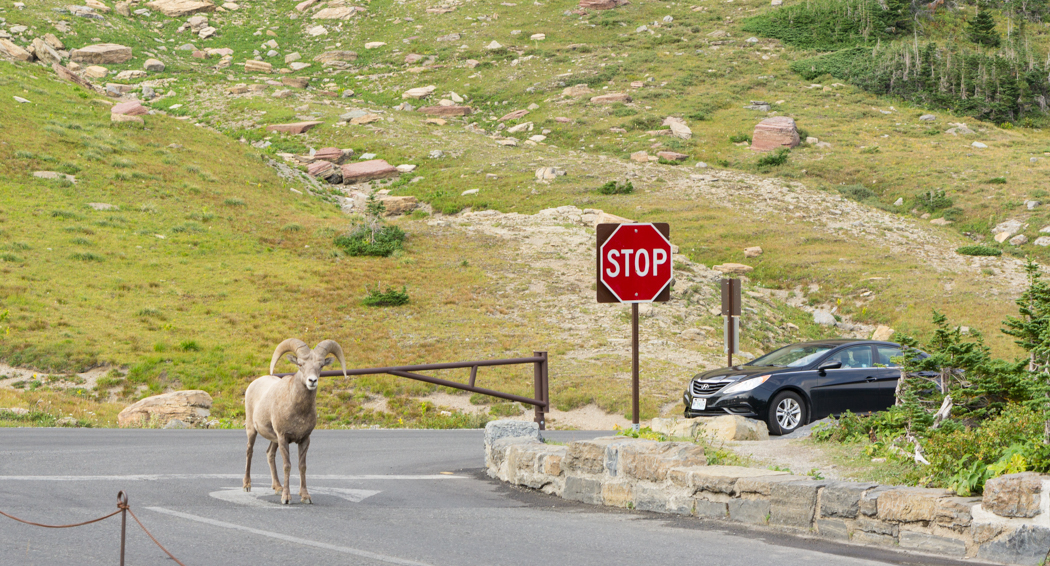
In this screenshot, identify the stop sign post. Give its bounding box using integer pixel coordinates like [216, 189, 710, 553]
[596, 223, 672, 430]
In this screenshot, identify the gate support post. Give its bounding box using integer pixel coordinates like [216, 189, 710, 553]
[533, 351, 548, 430]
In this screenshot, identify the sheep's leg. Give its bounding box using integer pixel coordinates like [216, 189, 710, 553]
[266, 441, 281, 493]
[243, 429, 257, 492]
[297, 436, 311, 504]
[278, 436, 292, 505]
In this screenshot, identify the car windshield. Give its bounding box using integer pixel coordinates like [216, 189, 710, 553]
[747, 344, 836, 368]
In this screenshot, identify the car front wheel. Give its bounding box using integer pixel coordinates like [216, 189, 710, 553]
[767, 391, 807, 436]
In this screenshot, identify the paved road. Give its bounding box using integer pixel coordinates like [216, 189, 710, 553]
[0, 429, 990, 566]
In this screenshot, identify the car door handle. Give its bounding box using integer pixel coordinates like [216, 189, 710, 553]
[866, 376, 877, 381]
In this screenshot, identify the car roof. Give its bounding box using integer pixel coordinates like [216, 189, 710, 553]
[785, 339, 899, 348]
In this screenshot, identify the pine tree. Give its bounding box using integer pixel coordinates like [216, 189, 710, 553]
[969, 5, 1002, 47]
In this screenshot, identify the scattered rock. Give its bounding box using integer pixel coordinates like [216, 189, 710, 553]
[813, 310, 836, 326]
[307, 26, 328, 36]
[530, 33, 546, 40]
[349, 113, 381, 125]
[656, 151, 688, 162]
[972, 141, 988, 149]
[535, 166, 566, 180]
[578, 0, 629, 9]
[70, 43, 132, 64]
[266, 121, 322, 134]
[1010, 234, 1029, 246]
[920, 114, 936, 122]
[114, 70, 147, 81]
[146, 0, 215, 16]
[143, 58, 165, 71]
[364, 41, 386, 49]
[871, 325, 893, 341]
[751, 116, 799, 152]
[1035, 237, 1050, 247]
[117, 390, 213, 427]
[714, 263, 753, 275]
[403, 85, 436, 99]
[33, 171, 76, 183]
[630, 151, 649, 163]
[419, 105, 472, 116]
[111, 100, 148, 115]
[52, 63, 96, 91]
[244, 60, 273, 73]
[314, 50, 357, 64]
[662, 117, 692, 140]
[590, 93, 631, 104]
[281, 76, 309, 89]
[499, 109, 529, 121]
[743, 246, 762, 258]
[945, 123, 975, 135]
[562, 84, 594, 97]
[485, 40, 503, 50]
[341, 159, 399, 184]
[313, 147, 348, 164]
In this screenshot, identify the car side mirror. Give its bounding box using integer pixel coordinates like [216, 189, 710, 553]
[817, 361, 842, 374]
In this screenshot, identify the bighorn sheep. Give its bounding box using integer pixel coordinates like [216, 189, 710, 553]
[243, 338, 347, 504]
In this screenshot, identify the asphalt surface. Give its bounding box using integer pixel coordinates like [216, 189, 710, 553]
[0, 429, 996, 566]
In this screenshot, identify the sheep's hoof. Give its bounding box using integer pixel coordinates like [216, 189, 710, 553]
[301, 495, 312, 504]
[281, 496, 290, 505]
[243, 485, 251, 493]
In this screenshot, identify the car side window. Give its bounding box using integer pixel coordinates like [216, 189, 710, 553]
[826, 346, 873, 369]
[876, 346, 903, 367]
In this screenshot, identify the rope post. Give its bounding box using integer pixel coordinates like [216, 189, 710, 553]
[117, 491, 128, 566]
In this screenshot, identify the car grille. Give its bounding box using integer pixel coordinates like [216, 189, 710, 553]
[691, 381, 728, 396]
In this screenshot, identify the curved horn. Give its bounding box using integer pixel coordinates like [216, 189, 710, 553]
[269, 338, 311, 375]
[314, 340, 348, 378]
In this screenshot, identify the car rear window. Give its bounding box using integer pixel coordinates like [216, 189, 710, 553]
[877, 346, 903, 367]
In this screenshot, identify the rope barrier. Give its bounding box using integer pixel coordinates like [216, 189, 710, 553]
[0, 490, 187, 565]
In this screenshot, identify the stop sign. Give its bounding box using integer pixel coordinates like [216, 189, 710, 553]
[599, 223, 673, 303]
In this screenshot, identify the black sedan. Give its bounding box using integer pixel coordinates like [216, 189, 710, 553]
[683, 339, 920, 435]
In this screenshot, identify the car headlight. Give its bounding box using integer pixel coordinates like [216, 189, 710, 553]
[721, 375, 771, 396]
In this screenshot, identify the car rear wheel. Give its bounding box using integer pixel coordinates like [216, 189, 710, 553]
[767, 391, 807, 436]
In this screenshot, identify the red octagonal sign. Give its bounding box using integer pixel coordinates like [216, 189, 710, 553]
[600, 223, 673, 303]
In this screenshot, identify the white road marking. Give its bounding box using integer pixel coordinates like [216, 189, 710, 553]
[209, 486, 381, 508]
[146, 506, 437, 566]
[0, 474, 462, 481]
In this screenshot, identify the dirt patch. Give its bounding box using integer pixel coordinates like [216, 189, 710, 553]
[0, 363, 117, 392]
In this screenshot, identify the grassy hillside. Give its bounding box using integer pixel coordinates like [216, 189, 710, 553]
[0, 0, 1045, 427]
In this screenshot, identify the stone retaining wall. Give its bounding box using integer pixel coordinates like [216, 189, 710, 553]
[485, 421, 1050, 566]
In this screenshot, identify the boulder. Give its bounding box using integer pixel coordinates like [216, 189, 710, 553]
[871, 325, 894, 341]
[349, 113, 381, 125]
[743, 246, 763, 258]
[419, 105, 472, 116]
[562, 84, 593, 97]
[0, 39, 32, 62]
[145, 0, 215, 16]
[499, 109, 529, 121]
[364, 42, 386, 49]
[341, 159, 399, 184]
[579, 0, 629, 8]
[265, 121, 322, 134]
[590, 93, 631, 104]
[52, 63, 96, 91]
[663, 116, 692, 140]
[750, 116, 800, 152]
[143, 58, 165, 72]
[111, 100, 148, 116]
[314, 50, 358, 63]
[656, 151, 688, 162]
[30, 38, 62, 64]
[402, 85, 436, 99]
[983, 472, 1046, 518]
[379, 195, 418, 216]
[117, 390, 213, 427]
[281, 76, 309, 89]
[70, 43, 133, 64]
[535, 166, 566, 180]
[713, 263, 754, 275]
[84, 65, 109, 79]
[245, 60, 273, 73]
[313, 147, 348, 164]
[307, 161, 342, 184]
[697, 415, 769, 441]
[593, 211, 632, 227]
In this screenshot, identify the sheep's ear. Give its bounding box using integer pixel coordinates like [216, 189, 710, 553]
[322, 357, 334, 368]
[286, 354, 300, 366]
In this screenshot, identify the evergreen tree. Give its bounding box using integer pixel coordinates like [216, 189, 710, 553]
[968, 5, 1002, 47]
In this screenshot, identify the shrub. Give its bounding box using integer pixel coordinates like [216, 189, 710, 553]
[334, 225, 406, 257]
[597, 180, 634, 195]
[756, 148, 789, 168]
[362, 284, 409, 307]
[986, 177, 1008, 184]
[915, 189, 953, 212]
[70, 252, 104, 262]
[742, 0, 908, 50]
[838, 184, 876, 202]
[729, 133, 751, 143]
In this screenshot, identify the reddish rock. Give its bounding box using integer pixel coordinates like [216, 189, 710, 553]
[499, 109, 529, 121]
[419, 105, 472, 117]
[308, 161, 333, 176]
[111, 100, 148, 116]
[341, 159, 399, 184]
[750, 116, 800, 152]
[265, 121, 322, 134]
[313, 147, 347, 164]
[70, 43, 133, 64]
[192, 50, 208, 59]
[657, 151, 689, 162]
[579, 0, 629, 8]
[555, 117, 571, 123]
[52, 63, 95, 91]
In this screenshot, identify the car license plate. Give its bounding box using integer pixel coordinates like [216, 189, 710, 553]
[691, 398, 706, 411]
